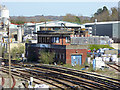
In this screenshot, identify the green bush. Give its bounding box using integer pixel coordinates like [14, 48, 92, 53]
[11, 44, 25, 60]
[88, 44, 114, 51]
[39, 50, 55, 64]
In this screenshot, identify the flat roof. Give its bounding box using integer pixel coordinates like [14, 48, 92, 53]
[84, 21, 120, 25]
[24, 21, 85, 28]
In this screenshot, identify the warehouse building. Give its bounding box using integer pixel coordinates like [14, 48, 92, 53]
[23, 21, 87, 41]
[35, 21, 85, 31]
[84, 21, 120, 42]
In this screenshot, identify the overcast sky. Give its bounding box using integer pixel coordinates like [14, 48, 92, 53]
[0, 0, 119, 17]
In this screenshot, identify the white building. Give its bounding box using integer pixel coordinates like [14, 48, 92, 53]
[35, 21, 85, 31]
[23, 21, 86, 41]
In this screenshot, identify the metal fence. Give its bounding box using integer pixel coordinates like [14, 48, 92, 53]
[71, 36, 110, 45]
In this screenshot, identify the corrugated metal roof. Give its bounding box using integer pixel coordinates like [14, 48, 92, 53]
[36, 21, 85, 28]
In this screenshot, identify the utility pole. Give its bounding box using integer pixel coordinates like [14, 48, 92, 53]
[94, 19, 97, 36]
[0, 5, 11, 88]
[8, 21, 11, 88]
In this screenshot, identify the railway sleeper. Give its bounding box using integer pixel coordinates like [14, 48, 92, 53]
[34, 65, 120, 87]
[31, 71, 93, 90]
[28, 69, 109, 90]
[30, 67, 119, 89]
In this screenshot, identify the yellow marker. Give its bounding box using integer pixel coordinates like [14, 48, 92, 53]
[81, 28, 85, 30]
[10, 38, 12, 42]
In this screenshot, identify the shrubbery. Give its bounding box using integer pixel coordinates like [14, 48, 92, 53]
[39, 50, 55, 64]
[88, 44, 114, 51]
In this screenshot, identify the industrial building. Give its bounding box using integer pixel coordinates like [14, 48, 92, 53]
[0, 4, 23, 43]
[84, 21, 120, 42]
[26, 31, 87, 65]
[25, 21, 114, 64]
[26, 23, 88, 65]
[23, 21, 89, 42]
[0, 5, 9, 43]
[35, 21, 85, 31]
[0, 5, 25, 59]
[0, 24, 23, 43]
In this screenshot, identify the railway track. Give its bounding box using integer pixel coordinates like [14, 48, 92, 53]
[13, 66, 106, 89]
[106, 64, 120, 72]
[1, 64, 120, 89]
[35, 64, 120, 81]
[1, 66, 102, 89]
[114, 64, 120, 68]
[14, 64, 120, 89]
[0, 73, 16, 88]
[25, 68, 99, 89]
[1, 67, 81, 89]
[31, 64, 120, 89]
[0, 74, 5, 87]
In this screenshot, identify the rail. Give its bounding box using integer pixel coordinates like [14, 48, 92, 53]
[1, 64, 120, 89]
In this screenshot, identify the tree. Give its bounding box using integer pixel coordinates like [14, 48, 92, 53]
[91, 6, 110, 22]
[10, 16, 26, 24]
[30, 18, 36, 23]
[103, 6, 108, 12]
[119, 7, 120, 20]
[75, 16, 81, 24]
[63, 14, 76, 22]
[11, 44, 25, 60]
[63, 14, 85, 24]
[110, 7, 118, 21]
[96, 8, 103, 15]
[39, 50, 55, 64]
[40, 16, 46, 22]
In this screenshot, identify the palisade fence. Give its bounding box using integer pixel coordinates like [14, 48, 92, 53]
[71, 36, 110, 45]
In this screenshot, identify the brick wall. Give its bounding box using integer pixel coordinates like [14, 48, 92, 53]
[66, 49, 87, 65]
[26, 43, 87, 64]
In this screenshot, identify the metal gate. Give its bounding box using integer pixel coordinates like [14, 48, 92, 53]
[71, 55, 82, 65]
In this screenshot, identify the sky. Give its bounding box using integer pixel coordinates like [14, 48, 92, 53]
[1, 0, 120, 2]
[0, 0, 119, 17]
